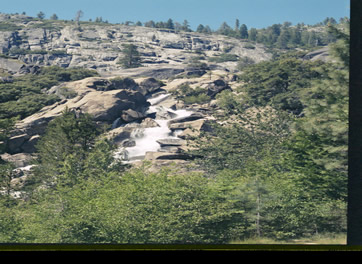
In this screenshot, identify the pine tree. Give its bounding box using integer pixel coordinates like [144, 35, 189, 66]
[118, 44, 141, 68]
[290, 27, 302, 45]
[182, 19, 191, 32]
[288, 24, 349, 201]
[276, 29, 291, 49]
[218, 22, 233, 36]
[239, 24, 248, 39]
[165, 18, 174, 30]
[235, 19, 240, 31]
[248, 28, 258, 41]
[37, 11, 45, 20]
[144, 20, 155, 28]
[31, 108, 100, 188]
[50, 14, 58, 20]
[196, 24, 205, 33]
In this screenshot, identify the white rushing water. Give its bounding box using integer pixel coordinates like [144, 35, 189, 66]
[115, 93, 193, 162]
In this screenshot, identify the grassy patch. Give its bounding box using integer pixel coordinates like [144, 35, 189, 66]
[231, 233, 347, 245]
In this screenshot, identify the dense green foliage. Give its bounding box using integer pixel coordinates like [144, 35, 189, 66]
[187, 23, 349, 240]
[170, 84, 211, 105]
[238, 53, 324, 115]
[29, 109, 103, 188]
[0, 66, 98, 122]
[212, 18, 348, 50]
[15, 165, 246, 243]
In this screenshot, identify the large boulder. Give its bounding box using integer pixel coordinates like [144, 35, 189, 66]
[302, 47, 333, 62]
[109, 77, 140, 91]
[68, 91, 134, 122]
[121, 109, 146, 123]
[0, 153, 33, 168]
[206, 79, 231, 98]
[156, 138, 186, 147]
[169, 119, 214, 139]
[104, 126, 134, 146]
[64, 89, 149, 123]
[169, 119, 206, 131]
[139, 77, 165, 94]
[140, 117, 159, 128]
[167, 112, 204, 126]
[151, 106, 178, 120]
[8, 77, 150, 154]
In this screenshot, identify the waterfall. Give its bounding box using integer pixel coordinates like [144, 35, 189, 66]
[114, 93, 193, 162]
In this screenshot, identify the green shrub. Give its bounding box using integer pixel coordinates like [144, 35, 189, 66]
[57, 87, 77, 99]
[243, 43, 256, 49]
[171, 84, 210, 105]
[0, 66, 98, 121]
[183, 93, 210, 104]
[208, 53, 239, 63]
[237, 56, 255, 70]
[0, 22, 23, 32]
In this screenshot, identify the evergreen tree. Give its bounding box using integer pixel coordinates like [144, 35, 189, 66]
[203, 25, 212, 34]
[165, 18, 174, 29]
[235, 19, 240, 31]
[31, 109, 100, 188]
[155, 21, 165, 28]
[290, 27, 302, 45]
[95, 17, 103, 23]
[182, 19, 191, 32]
[37, 11, 45, 20]
[118, 44, 141, 68]
[218, 22, 233, 36]
[50, 14, 58, 20]
[0, 162, 17, 207]
[144, 20, 155, 28]
[239, 55, 323, 115]
[239, 24, 248, 39]
[196, 24, 205, 33]
[248, 28, 258, 41]
[276, 29, 291, 49]
[284, 23, 349, 202]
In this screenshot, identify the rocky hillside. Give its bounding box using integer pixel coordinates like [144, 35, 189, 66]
[0, 14, 271, 76]
[0, 14, 275, 171]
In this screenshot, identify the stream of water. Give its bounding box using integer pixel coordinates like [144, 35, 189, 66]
[114, 93, 193, 162]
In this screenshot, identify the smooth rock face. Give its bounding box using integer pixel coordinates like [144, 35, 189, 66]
[121, 109, 146, 123]
[156, 138, 187, 147]
[302, 47, 334, 62]
[7, 77, 152, 154]
[0, 153, 33, 168]
[0, 15, 272, 76]
[167, 113, 204, 125]
[140, 117, 160, 128]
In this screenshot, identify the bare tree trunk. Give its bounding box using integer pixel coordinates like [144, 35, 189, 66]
[256, 193, 261, 237]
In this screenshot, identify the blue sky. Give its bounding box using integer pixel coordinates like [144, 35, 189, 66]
[1, 0, 350, 30]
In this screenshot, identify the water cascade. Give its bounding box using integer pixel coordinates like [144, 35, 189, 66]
[114, 93, 193, 162]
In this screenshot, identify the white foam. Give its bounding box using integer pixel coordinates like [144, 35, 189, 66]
[114, 93, 193, 162]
